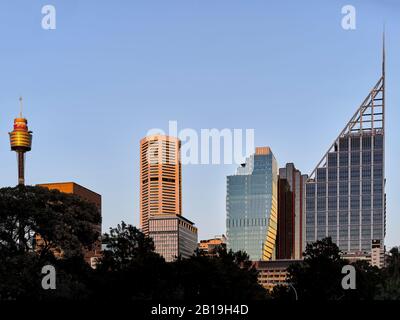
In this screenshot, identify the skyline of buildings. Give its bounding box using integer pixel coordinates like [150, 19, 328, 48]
[2, 36, 391, 270]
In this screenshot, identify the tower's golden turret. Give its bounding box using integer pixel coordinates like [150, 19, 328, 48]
[9, 117, 32, 151]
[9, 97, 33, 185]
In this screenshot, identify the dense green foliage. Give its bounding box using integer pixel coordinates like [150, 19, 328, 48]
[272, 237, 399, 300]
[0, 186, 267, 301]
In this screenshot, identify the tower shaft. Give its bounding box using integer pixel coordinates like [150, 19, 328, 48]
[18, 152, 25, 185]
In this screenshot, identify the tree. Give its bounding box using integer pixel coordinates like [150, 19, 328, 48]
[376, 247, 400, 300]
[92, 222, 173, 300]
[0, 185, 101, 300]
[345, 260, 382, 300]
[171, 247, 269, 300]
[286, 237, 346, 300]
[92, 223, 269, 301]
[281, 237, 388, 300]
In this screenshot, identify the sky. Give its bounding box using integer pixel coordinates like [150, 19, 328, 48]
[0, 0, 399, 247]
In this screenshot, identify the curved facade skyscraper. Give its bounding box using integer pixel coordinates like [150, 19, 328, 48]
[226, 147, 278, 261]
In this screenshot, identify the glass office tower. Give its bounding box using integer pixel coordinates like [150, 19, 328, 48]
[226, 147, 278, 261]
[305, 50, 386, 267]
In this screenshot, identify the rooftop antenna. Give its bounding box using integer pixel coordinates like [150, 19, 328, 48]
[19, 96, 23, 118]
[382, 25, 386, 79]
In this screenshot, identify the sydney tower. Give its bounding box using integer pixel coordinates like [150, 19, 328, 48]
[9, 97, 33, 185]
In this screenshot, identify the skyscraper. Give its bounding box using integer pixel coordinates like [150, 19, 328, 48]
[140, 135, 182, 235]
[305, 42, 386, 267]
[140, 134, 197, 261]
[277, 163, 307, 260]
[226, 147, 278, 261]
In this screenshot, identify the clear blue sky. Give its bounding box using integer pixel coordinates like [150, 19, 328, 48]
[0, 0, 399, 247]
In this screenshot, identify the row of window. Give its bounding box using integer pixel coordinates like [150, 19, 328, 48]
[316, 165, 384, 182]
[306, 195, 384, 211]
[308, 181, 384, 197]
[337, 135, 383, 152]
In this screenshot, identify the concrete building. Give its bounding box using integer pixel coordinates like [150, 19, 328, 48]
[37, 182, 102, 267]
[149, 214, 197, 262]
[254, 260, 302, 292]
[226, 147, 278, 261]
[277, 164, 307, 260]
[140, 135, 182, 235]
[198, 235, 227, 256]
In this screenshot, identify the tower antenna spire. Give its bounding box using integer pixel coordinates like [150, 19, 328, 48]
[19, 96, 23, 118]
[382, 26, 386, 79]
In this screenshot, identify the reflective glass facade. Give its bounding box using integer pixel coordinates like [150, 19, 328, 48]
[226, 147, 278, 261]
[306, 133, 385, 254]
[304, 69, 386, 266]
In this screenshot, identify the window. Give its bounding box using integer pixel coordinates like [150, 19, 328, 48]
[339, 167, 348, 180]
[306, 198, 315, 211]
[328, 168, 337, 181]
[362, 180, 371, 194]
[374, 135, 383, 149]
[362, 167, 371, 179]
[339, 182, 348, 195]
[373, 150, 383, 164]
[362, 196, 371, 209]
[317, 168, 327, 182]
[339, 138, 349, 151]
[350, 211, 360, 223]
[351, 167, 360, 180]
[328, 183, 337, 196]
[328, 153, 338, 167]
[350, 181, 360, 195]
[362, 136, 372, 150]
[350, 196, 360, 209]
[351, 137, 360, 150]
[373, 166, 383, 179]
[317, 184, 326, 197]
[306, 183, 316, 196]
[362, 151, 372, 165]
[328, 197, 337, 210]
[351, 152, 360, 165]
[339, 196, 348, 210]
[373, 194, 383, 208]
[317, 197, 326, 211]
[373, 181, 383, 193]
[339, 153, 349, 166]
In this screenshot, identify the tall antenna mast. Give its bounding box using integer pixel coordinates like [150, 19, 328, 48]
[19, 96, 23, 118]
[382, 28, 386, 79]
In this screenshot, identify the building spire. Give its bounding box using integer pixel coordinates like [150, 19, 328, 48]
[382, 27, 385, 79]
[19, 96, 23, 118]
